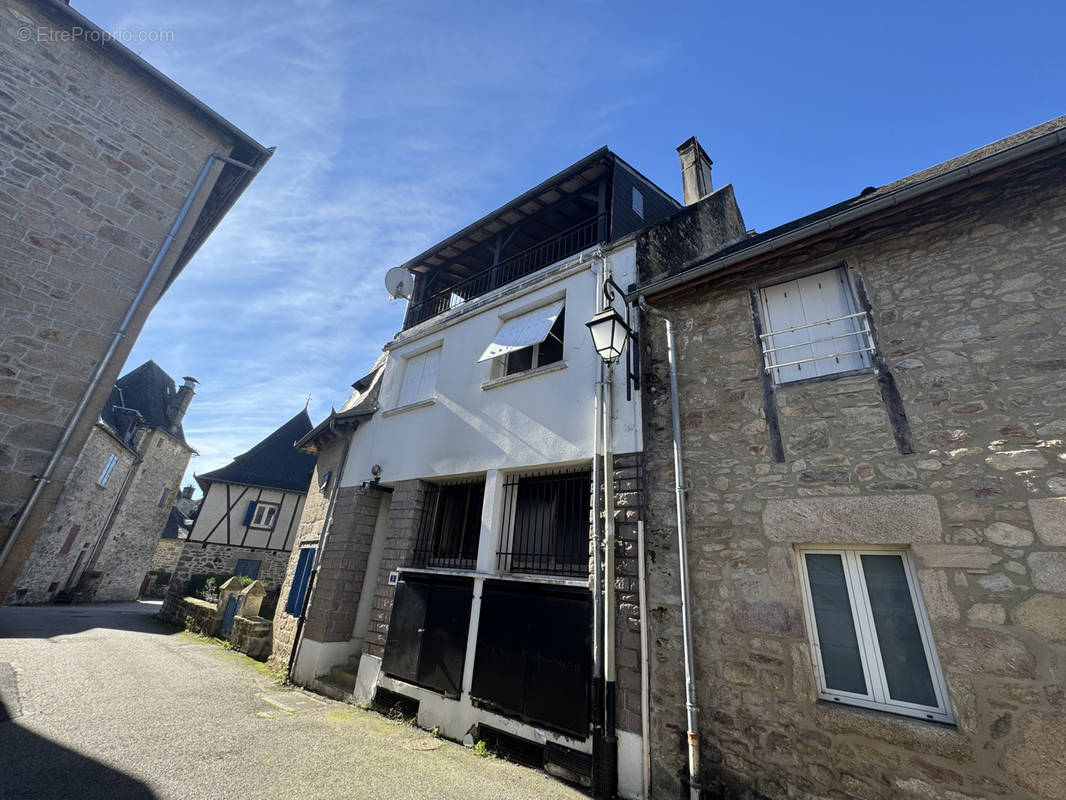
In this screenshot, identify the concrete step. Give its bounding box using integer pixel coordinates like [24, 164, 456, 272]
[312, 675, 354, 703]
[329, 664, 358, 690]
[347, 653, 361, 670]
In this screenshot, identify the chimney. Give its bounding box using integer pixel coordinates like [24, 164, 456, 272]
[181, 485, 195, 500]
[677, 136, 713, 205]
[168, 376, 198, 426]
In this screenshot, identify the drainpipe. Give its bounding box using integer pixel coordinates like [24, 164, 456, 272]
[289, 417, 354, 682]
[637, 519, 652, 799]
[638, 296, 700, 800]
[0, 152, 265, 586]
[79, 445, 143, 592]
[591, 362, 606, 792]
[602, 356, 618, 799]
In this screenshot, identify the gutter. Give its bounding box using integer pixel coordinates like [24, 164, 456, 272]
[637, 126, 1066, 300]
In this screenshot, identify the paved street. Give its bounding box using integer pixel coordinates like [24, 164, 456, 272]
[0, 602, 587, 800]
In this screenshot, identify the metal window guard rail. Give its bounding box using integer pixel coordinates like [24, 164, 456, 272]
[496, 468, 591, 578]
[408, 480, 484, 571]
[759, 310, 876, 373]
[404, 213, 606, 329]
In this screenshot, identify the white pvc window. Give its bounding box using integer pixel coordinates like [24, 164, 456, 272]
[759, 267, 873, 383]
[397, 346, 441, 406]
[250, 502, 279, 530]
[97, 454, 118, 486]
[797, 547, 953, 723]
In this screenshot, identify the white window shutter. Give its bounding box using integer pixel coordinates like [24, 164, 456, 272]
[762, 279, 813, 382]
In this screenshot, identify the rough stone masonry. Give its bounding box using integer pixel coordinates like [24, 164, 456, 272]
[638, 149, 1066, 799]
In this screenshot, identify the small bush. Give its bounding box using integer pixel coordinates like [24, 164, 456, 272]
[473, 740, 494, 758]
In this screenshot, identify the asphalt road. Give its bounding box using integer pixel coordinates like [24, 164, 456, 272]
[0, 601, 587, 800]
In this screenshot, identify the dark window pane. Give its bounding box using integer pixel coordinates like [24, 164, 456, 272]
[506, 346, 534, 375]
[806, 554, 867, 695]
[538, 309, 565, 366]
[861, 554, 937, 707]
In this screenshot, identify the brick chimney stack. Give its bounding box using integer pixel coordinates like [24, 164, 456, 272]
[168, 376, 198, 426]
[677, 136, 713, 205]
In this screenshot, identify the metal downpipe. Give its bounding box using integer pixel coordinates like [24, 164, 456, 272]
[638, 296, 701, 800]
[0, 152, 263, 584]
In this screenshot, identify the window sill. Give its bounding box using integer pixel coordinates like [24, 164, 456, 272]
[481, 360, 567, 391]
[814, 697, 956, 728]
[397, 566, 588, 588]
[771, 366, 874, 388]
[381, 397, 436, 417]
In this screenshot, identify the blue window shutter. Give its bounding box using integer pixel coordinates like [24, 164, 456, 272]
[285, 547, 316, 616]
[242, 501, 256, 526]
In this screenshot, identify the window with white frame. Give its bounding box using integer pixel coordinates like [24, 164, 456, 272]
[97, 454, 118, 486]
[397, 346, 441, 407]
[759, 267, 874, 384]
[249, 501, 279, 530]
[797, 546, 953, 723]
[478, 300, 564, 377]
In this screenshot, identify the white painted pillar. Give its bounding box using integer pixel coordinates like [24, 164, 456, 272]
[464, 469, 504, 697]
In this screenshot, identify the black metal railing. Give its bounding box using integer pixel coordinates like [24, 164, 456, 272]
[497, 467, 591, 578]
[408, 479, 485, 570]
[405, 213, 606, 329]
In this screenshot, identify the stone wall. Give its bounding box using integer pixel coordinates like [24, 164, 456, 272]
[363, 479, 427, 658]
[271, 440, 345, 665]
[86, 429, 192, 601]
[148, 536, 184, 575]
[301, 485, 382, 643]
[160, 593, 220, 637]
[639, 155, 1066, 798]
[612, 451, 647, 737]
[0, 0, 234, 599]
[7, 425, 133, 603]
[170, 541, 291, 593]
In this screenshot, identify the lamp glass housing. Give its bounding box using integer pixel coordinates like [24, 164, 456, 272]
[586, 307, 629, 363]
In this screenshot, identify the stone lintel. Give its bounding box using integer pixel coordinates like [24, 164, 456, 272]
[763, 495, 942, 543]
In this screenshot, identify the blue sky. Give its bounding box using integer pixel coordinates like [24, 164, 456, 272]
[85, 0, 1066, 493]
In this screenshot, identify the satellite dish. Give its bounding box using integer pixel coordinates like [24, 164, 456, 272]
[384, 267, 414, 300]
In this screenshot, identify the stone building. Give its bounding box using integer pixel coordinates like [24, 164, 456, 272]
[8, 360, 197, 604]
[272, 149, 680, 798]
[0, 0, 272, 601]
[634, 117, 1066, 798]
[171, 410, 316, 594]
[143, 485, 199, 598]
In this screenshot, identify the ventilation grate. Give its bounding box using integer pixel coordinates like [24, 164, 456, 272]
[371, 687, 419, 721]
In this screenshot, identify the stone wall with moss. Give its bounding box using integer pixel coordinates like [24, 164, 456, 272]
[639, 154, 1066, 799]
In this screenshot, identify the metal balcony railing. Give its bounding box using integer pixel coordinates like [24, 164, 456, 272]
[404, 213, 606, 329]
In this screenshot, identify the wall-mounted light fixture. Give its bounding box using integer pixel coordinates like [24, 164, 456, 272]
[586, 276, 640, 399]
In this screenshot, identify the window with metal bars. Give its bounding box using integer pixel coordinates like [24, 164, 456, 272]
[497, 468, 591, 577]
[409, 479, 484, 570]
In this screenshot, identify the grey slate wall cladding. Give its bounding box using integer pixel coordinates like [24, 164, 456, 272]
[611, 161, 681, 242]
[639, 153, 1066, 799]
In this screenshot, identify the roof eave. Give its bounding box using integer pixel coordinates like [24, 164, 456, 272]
[636, 123, 1066, 299]
[397, 147, 613, 274]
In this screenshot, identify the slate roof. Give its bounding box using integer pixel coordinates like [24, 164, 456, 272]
[100, 360, 189, 446]
[295, 354, 387, 452]
[195, 410, 316, 493]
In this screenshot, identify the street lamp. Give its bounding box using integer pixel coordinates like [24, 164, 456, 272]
[585, 276, 639, 398]
[585, 307, 630, 363]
